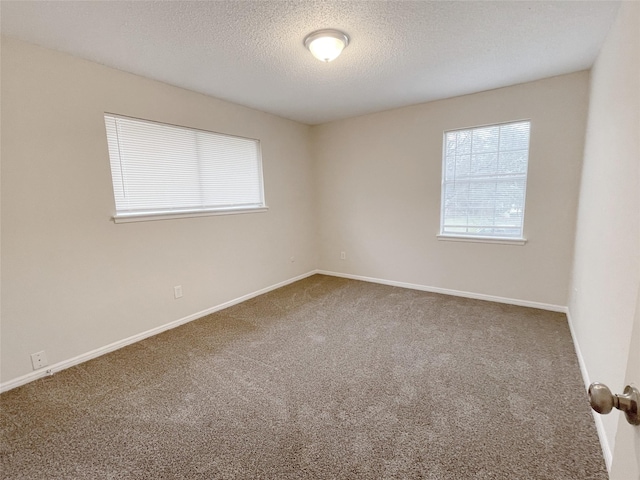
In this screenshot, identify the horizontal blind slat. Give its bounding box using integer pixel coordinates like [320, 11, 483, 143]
[104, 114, 264, 215]
[441, 121, 530, 238]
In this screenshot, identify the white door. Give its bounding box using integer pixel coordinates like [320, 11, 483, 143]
[609, 285, 640, 479]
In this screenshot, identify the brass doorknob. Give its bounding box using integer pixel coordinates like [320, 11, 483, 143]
[588, 382, 640, 426]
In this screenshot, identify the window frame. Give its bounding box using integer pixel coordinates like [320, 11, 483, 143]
[104, 113, 268, 223]
[437, 119, 531, 245]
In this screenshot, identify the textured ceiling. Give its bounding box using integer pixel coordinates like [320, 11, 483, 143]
[0, 1, 620, 125]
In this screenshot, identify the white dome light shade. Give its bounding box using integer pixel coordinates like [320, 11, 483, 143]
[304, 29, 350, 62]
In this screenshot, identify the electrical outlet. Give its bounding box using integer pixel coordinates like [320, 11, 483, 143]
[30, 351, 48, 370]
[174, 285, 183, 299]
[340, 251, 346, 260]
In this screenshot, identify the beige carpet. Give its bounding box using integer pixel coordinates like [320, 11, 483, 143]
[1, 275, 607, 479]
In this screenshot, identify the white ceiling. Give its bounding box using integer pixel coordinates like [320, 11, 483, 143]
[0, 1, 620, 125]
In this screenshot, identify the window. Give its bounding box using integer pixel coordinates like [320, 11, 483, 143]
[104, 114, 266, 222]
[439, 120, 530, 243]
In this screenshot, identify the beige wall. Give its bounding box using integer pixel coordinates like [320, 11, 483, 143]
[1, 37, 317, 383]
[312, 72, 589, 307]
[568, 1, 640, 473]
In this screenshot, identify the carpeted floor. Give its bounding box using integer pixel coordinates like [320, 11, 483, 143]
[1, 275, 607, 479]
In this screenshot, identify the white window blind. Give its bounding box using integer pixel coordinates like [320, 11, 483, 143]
[440, 120, 530, 239]
[104, 114, 265, 221]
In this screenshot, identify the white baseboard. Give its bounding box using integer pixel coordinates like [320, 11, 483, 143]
[565, 308, 612, 472]
[316, 270, 566, 312]
[0, 270, 317, 394]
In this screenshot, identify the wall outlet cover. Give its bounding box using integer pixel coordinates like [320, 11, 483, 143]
[30, 351, 48, 370]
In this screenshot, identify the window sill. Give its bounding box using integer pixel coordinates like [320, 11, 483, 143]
[437, 234, 527, 246]
[113, 206, 269, 223]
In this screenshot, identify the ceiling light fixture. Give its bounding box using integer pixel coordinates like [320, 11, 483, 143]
[304, 29, 350, 63]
